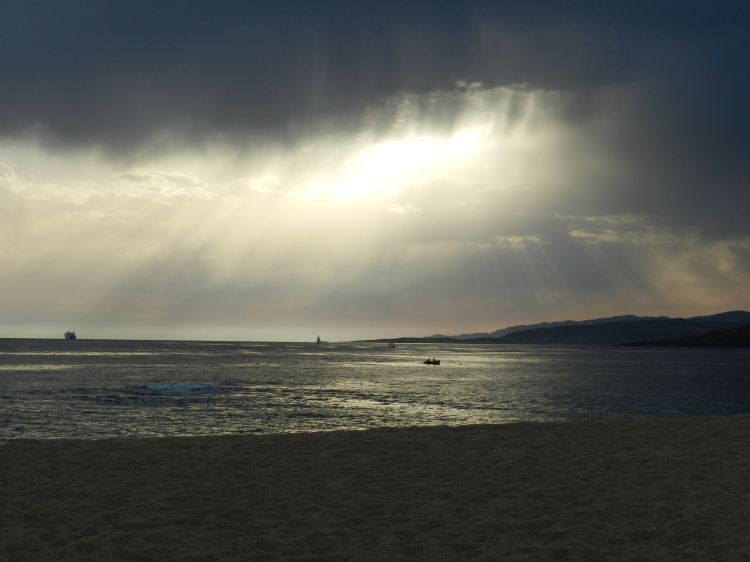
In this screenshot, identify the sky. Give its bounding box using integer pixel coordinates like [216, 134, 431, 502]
[2, 1, 750, 341]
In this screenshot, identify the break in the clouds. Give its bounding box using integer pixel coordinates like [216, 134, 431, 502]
[1, 1, 750, 339]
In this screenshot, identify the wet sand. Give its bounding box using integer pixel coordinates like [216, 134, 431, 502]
[3, 416, 750, 561]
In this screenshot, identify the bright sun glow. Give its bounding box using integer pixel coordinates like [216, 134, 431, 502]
[300, 127, 486, 200]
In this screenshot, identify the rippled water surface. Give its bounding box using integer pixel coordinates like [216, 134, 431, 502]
[2, 338, 750, 440]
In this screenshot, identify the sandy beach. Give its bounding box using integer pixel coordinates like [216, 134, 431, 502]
[3, 416, 750, 561]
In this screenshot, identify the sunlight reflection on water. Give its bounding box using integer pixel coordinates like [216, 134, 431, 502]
[1, 339, 749, 440]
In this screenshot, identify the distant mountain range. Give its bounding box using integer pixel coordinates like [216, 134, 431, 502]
[431, 315, 665, 340]
[368, 310, 750, 347]
[494, 318, 740, 346]
[625, 323, 750, 348]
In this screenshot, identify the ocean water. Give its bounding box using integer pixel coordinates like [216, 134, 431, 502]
[1, 338, 750, 440]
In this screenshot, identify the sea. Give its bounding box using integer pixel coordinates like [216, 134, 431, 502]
[2, 338, 750, 441]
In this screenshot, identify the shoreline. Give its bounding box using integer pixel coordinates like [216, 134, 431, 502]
[4, 415, 750, 560]
[2, 411, 750, 443]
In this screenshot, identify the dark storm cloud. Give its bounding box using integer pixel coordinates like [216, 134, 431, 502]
[3, 1, 750, 242]
[2, 1, 747, 148]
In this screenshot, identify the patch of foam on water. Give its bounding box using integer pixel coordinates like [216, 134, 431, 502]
[0, 352, 156, 356]
[0, 364, 74, 371]
[135, 383, 217, 396]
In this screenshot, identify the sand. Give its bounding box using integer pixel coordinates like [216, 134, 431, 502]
[2, 416, 750, 561]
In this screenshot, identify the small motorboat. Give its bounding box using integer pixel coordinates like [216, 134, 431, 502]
[388, 343, 397, 348]
[423, 358, 440, 365]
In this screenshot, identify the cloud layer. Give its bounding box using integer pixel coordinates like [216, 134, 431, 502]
[1, 1, 750, 338]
